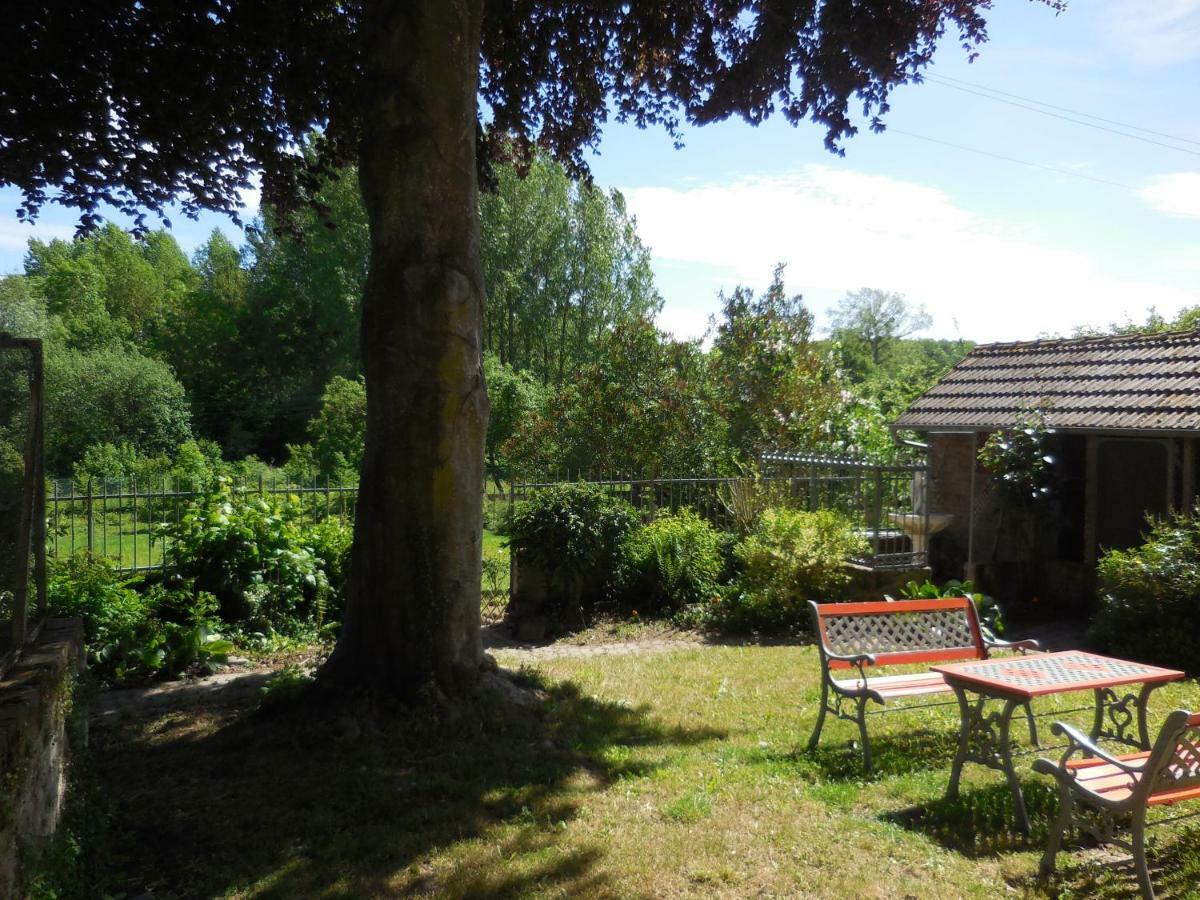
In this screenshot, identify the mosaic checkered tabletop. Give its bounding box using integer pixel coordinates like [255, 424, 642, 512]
[931, 651, 1185, 834]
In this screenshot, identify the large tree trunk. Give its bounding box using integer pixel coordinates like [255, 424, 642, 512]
[323, 0, 487, 698]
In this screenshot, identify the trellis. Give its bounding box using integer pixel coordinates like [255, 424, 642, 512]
[0, 335, 46, 676]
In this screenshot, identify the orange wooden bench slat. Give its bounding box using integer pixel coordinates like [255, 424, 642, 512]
[1066, 750, 1152, 771]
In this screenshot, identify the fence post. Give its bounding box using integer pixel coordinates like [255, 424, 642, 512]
[871, 467, 884, 559]
[85, 478, 94, 554]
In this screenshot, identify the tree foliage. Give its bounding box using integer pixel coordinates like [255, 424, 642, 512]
[0, 0, 1048, 694]
[480, 153, 661, 383]
[508, 318, 722, 476]
[710, 264, 843, 460]
[830, 288, 933, 369]
[44, 347, 192, 472]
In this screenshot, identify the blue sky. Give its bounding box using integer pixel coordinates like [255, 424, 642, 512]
[2, 0, 1199, 343]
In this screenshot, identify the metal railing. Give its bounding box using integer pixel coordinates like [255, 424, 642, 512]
[509, 453, 931, 571]
[47, 475, 359, 573]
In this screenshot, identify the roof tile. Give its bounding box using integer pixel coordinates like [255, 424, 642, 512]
[895, 329, 1200, 432]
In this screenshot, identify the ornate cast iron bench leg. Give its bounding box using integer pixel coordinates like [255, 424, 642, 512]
[856, 695, 872, 773]
[808, 678, 830, 751]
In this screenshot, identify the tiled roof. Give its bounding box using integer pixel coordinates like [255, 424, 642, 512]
[895, 329, 1200, 432]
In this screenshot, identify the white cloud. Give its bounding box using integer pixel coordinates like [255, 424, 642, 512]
[1102, 0, 1200, 65]
[1141, 172, 1200, 220]
[0, 220, 74, 252]
[655, 305, 711, 342]
[623, 165, 1200, 342]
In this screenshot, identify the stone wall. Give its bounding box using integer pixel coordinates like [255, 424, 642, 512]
[0, 618, 84, 897]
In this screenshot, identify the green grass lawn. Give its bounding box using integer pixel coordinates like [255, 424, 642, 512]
[483, 528, 506, 560]
[82, 645, 1200, 898]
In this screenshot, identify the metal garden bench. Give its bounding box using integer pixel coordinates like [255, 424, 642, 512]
[807, 597, 1040, 772]
[1035, 710, 1200, 900]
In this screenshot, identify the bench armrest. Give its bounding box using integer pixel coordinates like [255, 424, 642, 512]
[824, 650, 877, 667]
[983, 635, 1040, 655]
[1033, 721, 1148, 779]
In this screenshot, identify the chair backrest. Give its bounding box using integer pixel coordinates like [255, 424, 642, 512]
[810, 598, 986, 669]
[1143, 710, 1200, 801]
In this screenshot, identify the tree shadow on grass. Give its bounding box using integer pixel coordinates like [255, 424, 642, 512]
[86, 671, 726, 898]
[882, 780, 1060, 857]
[793, 727, 961, 782]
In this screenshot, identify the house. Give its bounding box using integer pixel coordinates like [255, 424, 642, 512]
[894, 328, 1200, 610]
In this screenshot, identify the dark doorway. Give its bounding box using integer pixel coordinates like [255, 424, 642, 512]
[1095, 439, 1169, 552]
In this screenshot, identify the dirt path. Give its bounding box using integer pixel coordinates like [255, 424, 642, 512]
[91, 618, 1090, 723]
[90, 633, 710, 723]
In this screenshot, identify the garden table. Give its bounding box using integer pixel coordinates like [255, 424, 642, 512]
[931, 650, 1185, 834]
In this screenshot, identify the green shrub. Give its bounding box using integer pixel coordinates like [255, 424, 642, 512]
[898, 578, 1005, 636]
[157, 477, 331, 634]
[47, 553, 149, 645]
[721, 508, 866, 632]
[303, 516, 354, 616]
[508, 483, 637, 575]
[1090, 514, 1200, 672]
[620, 509, 723, 615]
[507, 483, 638, 624]
[46, 555, 231, 684]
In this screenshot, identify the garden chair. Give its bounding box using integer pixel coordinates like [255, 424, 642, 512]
[1034, 709, 1200, 899]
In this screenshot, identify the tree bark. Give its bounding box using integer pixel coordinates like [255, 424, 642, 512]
[322, 0, 487, 698]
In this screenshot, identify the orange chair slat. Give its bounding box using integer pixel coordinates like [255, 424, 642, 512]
[1149, 784, 1200, 806]
[1066, 751, 1151, 771]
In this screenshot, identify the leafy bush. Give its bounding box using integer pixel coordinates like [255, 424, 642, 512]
[898, 578, 1005, 636]
[508, 483, 638, 576]
[304, 516, 354, 616]
[1091, 514, 1200, 672]
[47, 554, 149, 645]
[93, 608, 233, 685]
[44, 346, 193, 473]
[307, 375, 366, 481]
[620, 509, 723, 615]
[507, 483, 638, 623]
[720, 508, 866, 632]
[158, 478, 331, 634]
[47, 554, 231, 684]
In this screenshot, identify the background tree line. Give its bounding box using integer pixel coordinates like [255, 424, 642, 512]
[1, 153, 978, 483]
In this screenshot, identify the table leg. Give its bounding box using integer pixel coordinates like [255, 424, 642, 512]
[1136, 683, 1159, 750]
[945, 687, 1030, 833]
[997, 699, 1030, 834]
[1093, 684, 1158, 749]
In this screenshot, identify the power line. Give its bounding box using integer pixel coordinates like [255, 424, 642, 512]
[888, 128, 1139, 192]
[928, 73, 1200, 149]
[924, 75, 1200, 159]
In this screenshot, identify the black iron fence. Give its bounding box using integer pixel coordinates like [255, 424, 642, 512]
[47, 475, 359, 573]
[42, 453, 927, 633]
[510, 453, 932, 571]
